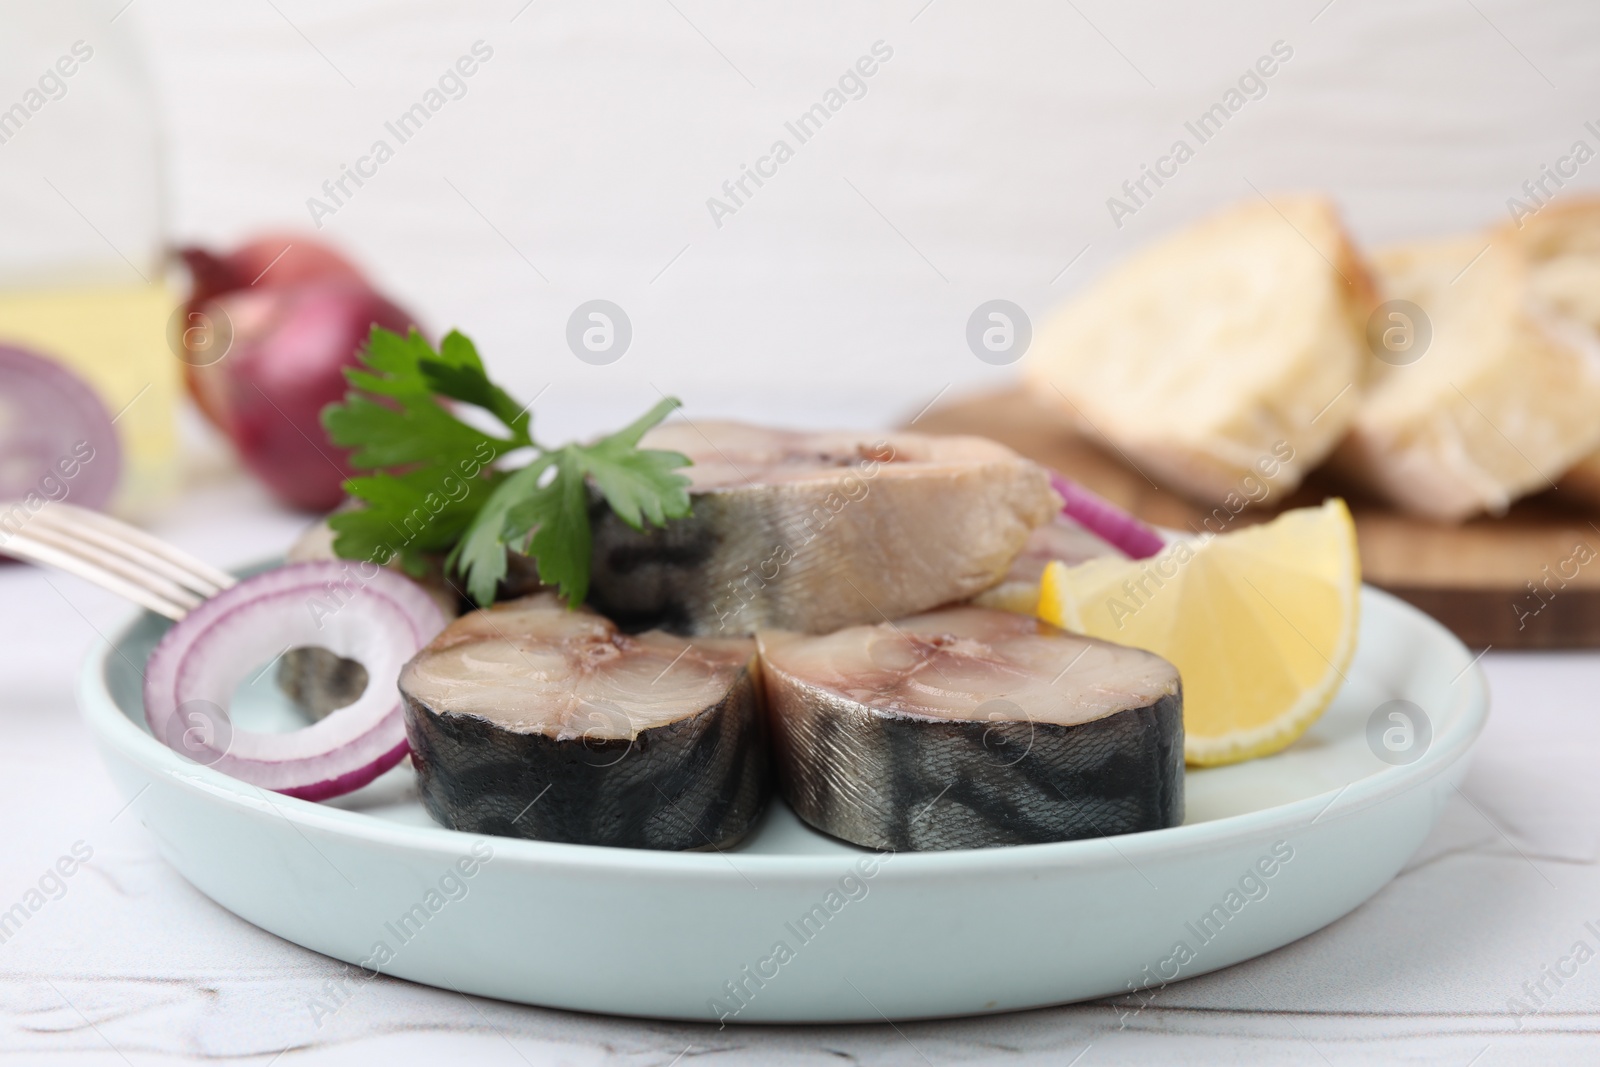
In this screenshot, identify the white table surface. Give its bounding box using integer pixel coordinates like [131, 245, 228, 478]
[5, 465, 1600, 1066]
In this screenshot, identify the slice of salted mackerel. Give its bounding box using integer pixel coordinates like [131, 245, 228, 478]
[587, 421, 1059, 636]
[399, 594, 768, 850]
[760, 605, 1183, 851]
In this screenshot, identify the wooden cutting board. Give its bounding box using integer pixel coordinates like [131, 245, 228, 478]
[913, 388, 1600, 650]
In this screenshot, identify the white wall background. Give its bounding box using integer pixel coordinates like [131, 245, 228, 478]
[27, 0, 1600, 438]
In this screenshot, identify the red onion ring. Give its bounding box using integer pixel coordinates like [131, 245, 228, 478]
[0, 343, 122, 510]
[143, 561, 447, 800]
[1049, 471, 1166, 561]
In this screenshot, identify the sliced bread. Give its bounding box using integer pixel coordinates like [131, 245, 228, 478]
[1329, 235, 1600, 521]
[1499, 198, 1600, 509]
[1023, 195, 1376, 507]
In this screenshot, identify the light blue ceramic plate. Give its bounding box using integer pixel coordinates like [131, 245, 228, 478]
[80, 585, 1487, 1023]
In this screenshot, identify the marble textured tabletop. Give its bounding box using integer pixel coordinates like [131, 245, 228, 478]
[6, 476, 1600, 1067]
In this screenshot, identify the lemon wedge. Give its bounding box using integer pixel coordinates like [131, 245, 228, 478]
[1037, 499, 1360, 766]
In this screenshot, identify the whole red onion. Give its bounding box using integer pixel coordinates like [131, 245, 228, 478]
[176, 236, 419, 512]
[179, 234, 365, 305]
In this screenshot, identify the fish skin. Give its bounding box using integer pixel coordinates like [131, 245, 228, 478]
[759, 607, 1184, 851]
[588, 423, 1059, 636]
[276, 647, 369, 721]
[403, 661, 770, 850]
[767, 674, 1183, 850]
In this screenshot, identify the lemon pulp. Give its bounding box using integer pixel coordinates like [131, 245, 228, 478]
[1038, 499, 1360, 766]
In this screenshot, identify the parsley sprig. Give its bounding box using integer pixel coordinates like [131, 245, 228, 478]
[322, 326, 692, 606]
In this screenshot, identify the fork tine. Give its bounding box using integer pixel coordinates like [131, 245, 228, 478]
[32, 505, 233, 598]
[41, 503, 237, 594]
[1, 532, 192, 620]
[16, 521, 206, 613]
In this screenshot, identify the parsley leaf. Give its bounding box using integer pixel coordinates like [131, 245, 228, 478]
[419, 331, 531, 439]
[322, 326, 692, 607]
[576, 398, 693, 529]
[506, 447, 591, 604]
[450, 397, 692, 605]
[445, 457, 550, 605]
[322, 327, 522, 574]
[325, 327, 517, 470]
[328, 469, 497, 576]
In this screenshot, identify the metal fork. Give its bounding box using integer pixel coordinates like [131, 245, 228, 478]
[0, 501, 236, 620]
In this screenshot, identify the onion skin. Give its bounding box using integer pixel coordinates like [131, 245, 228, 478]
[177, 236, 419, 512]
[178, 235, 365, 305]
[279, 736, 411, 801]
[204, 282, 413, 510]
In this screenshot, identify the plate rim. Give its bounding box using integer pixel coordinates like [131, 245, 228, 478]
[80, 584, 1489, 880]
